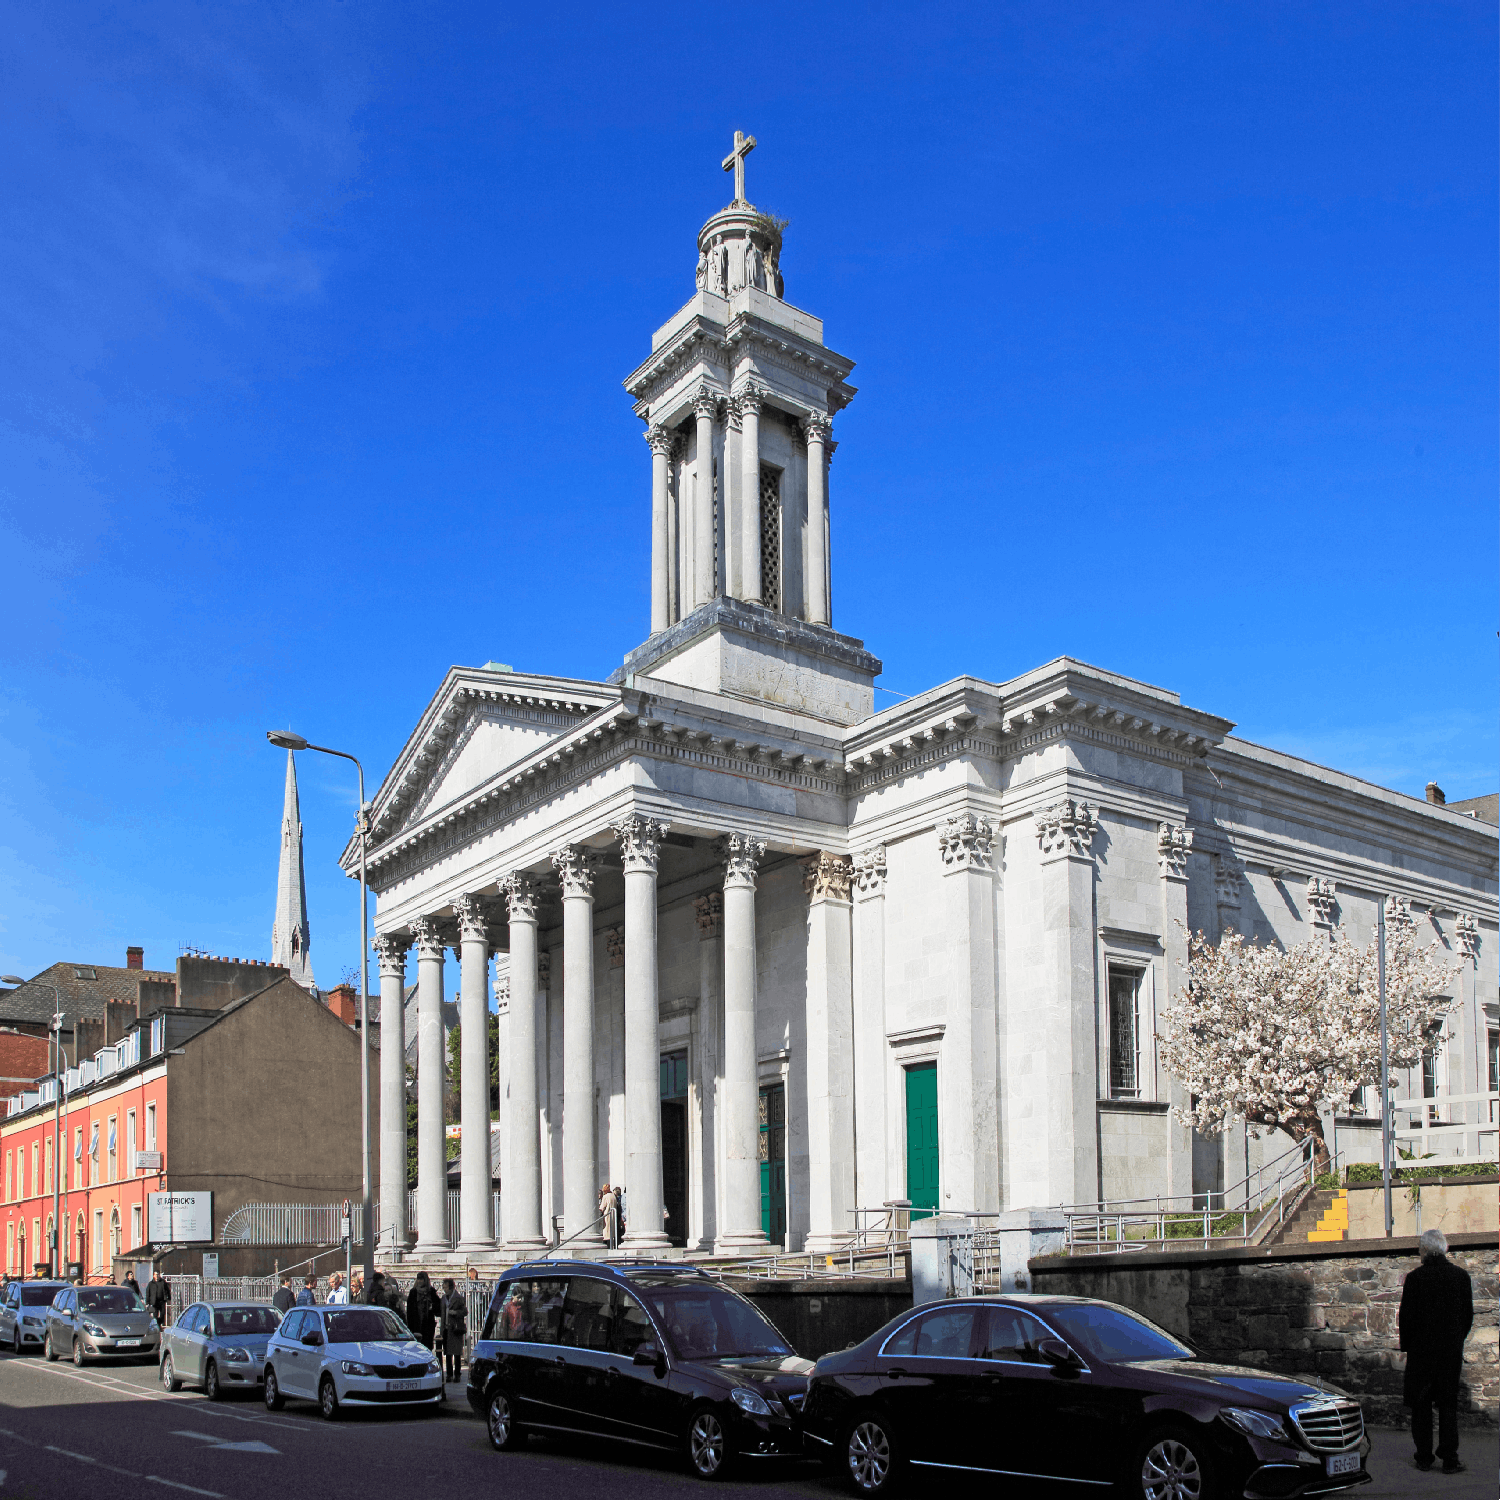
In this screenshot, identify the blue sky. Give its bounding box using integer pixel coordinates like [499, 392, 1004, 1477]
[1, 2, 1494, 985]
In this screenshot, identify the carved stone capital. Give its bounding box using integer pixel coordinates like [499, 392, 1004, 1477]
[803, 851, 853, 902]
[606, 925, 625, 967]
[1455, 911, 1480, 961]
[411, 915, 446, 961]
[1157, 822, 1193, 881]
[724, 396, 743, 433]
[735, 384, 765, 417]
[1384, 894, 1414, 935]
[1035, 799, 1097, 861]
[1214, 853, 1242, 908]
[372, 930, 411, 978]
[939, 813, 995, 873]
[551, 844, 597, 900]
[802, 412, 832, 446]
[1306, 876, 1338, 928]
[492, 974, 509, 1010]
[612, 813, 666, 874]
[692, 386, 719, 421]
[718, 832, 765, 890]
[455, 893, 496, 947]
[646, 423, 674, 457]
[852, 844, 887, 897]
[503, 871, 541, 924]
[693, 893, 722, 939]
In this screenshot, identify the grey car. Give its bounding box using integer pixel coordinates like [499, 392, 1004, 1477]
[44, 1283, 160, 1365]
[161, 1301, 282, 1399]
[0, 1281, 67, 1354]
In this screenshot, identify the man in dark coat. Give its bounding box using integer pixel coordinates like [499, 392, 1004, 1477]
[1398, 1227, 1474, 1473]
[271, 1275, 296, 1315]
[406, 1270, 439, 1348]
[144, 1270, 170, 1327]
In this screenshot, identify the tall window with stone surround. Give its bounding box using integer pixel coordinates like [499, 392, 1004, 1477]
[759, 465, 782, 611]
[1107, 967, 1141, 1099]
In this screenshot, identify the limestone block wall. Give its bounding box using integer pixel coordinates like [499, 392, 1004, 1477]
[1346, 1177, 1500, 1241]
[1030, 1235, 1499, 1427]
[1098, 1100, 1171, 1202]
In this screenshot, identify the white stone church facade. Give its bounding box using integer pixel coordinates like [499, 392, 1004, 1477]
[353, 141, 1498, 1262]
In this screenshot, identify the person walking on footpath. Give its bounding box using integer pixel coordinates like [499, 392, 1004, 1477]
[272, 1274, 296, 1314]
[145, 1269, 169, 1327]
[295, 1274, 319, 1307]
[361, 1271, 387, 1305]
[599, 1183, 620, 1248]
[1399, 1227, 1474, 1474]
[122, 1269, 141, 1298]
[326, 1272, 349, 1305]
[441, 1278, 466, 1383]
[406, 1270, 439, 1350]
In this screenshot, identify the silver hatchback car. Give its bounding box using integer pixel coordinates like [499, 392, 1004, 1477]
[0, 1280, 67, 1354]
[161, 1301, 282, 1399]
[45, 1283, 160, 1364]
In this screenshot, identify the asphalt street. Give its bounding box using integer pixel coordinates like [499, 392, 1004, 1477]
[0, 1345, 1491, 1500]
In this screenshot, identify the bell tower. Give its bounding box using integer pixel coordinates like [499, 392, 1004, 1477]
[616, 132, 879, 726]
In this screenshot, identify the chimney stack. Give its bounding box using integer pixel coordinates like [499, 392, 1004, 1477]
[126, 947, 144, 971]
[1425, 782, 1446, 806]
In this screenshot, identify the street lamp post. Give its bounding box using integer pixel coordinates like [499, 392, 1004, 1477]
[1377, 900, 1392, 1238]
[0, 977, 65, 1277]
[265, 731, 375, 1292]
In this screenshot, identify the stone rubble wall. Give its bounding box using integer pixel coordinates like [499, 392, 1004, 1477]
[1030, 1234, 1498, 1427]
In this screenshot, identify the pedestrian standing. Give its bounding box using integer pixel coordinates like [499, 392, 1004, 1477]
[122, 1270, 141, 1299]
[440, 1278, 466, 1383]
[326, 1272, 349, 1305]
[406, 1270, 439, 1349]
[145, 1269, 169, 1327]
[272, 1274, 296, 1315]
[350, 1272, 365, 1304]
[1399, 1227, 1474, 1474]
[362, 1271, 386, 1305]
[295, 1274, 318, 1307]
[599, 1183, 619, 1248]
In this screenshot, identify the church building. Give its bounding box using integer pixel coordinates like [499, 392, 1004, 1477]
[354, 136, 1498, 1262]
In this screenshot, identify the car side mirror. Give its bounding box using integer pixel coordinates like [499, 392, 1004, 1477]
[632, 1343, 663, 1367]
[301, 1331, 324, 1348]
[1037, 1338, 1079, 1371]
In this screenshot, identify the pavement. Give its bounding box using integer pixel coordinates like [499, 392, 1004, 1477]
[0, 1344, 1490, 1499]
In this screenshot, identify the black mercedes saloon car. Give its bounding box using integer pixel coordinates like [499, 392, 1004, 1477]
[466, 1259, 813, 1478]
[801, 1294, 1371, 1500]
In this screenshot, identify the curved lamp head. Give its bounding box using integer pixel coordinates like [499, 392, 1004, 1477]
[0, 976, 23, 987]
[266, 731, 309, 751]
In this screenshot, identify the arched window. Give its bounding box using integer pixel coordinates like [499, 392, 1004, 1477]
[75, 1211, 86, 1273]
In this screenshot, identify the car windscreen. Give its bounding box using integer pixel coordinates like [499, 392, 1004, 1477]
[214, 1306, 281, 1336]
[324, 1307, 412, 1343]
[78, 1287, 145, 1314]
[646, 1286, 792, 1361]
[1043, 1304, 1192, 1364]
[22, 1287, 60, 1306]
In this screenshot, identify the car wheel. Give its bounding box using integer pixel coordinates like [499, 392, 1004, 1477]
[844, 1412, 901, 1497]
[318, 1376, 340, 1421]
[205, 1360, 221, 1401]
[264, 1366, 284, 1411]
[687, 1405, 732, 1480]
[486, 1386, 525, 1451]
[161, 1353, 180, 1392]
[72, 1337, 85, 1368]
[43, 1332, 57, 1362]
[11, 1328, 20, 1357]
[1134, 1425, 1212, 1500]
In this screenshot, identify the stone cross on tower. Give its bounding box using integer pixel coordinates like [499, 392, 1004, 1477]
[722, 129, 756, 205]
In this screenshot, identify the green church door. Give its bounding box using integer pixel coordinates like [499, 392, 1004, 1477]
[905, 1062, 939, 1220]
[759, 1083, 786, 1245]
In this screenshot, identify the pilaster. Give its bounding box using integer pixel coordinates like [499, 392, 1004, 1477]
[851, 845, 888, 1209]
[1156, 823, 1194, 1202]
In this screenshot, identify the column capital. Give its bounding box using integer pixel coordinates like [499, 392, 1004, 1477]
[692, 385, 720, 420]
[1214, 852, 1242, 909]
[939, 812, 995, 873]
[551, 844, 598, 899]
[1034, 799, 1096, 863]
[455, 892, 498, 945]
[1306, 876, 1338, 929]
[411, 915, 446, 960]
[612, 813, 666, 874]
[734, 383, 766, 417]
[1455, 911, 1480, 962]
[606, 925, 625, 968]
[802, 411, 832, 445]
[694, 891, 722, 939]
[852, 844, 887, 897]
[803, 851, 853, 903]
[1384, 893, 1415, 936]
[503, 871, 542, 923]
[493, 975, 510, 1010]
[373, 930, 411, 976]
[646, 423, 674, 457]
[718, 832, 765, 889]
[1156, 822, 1193, 882]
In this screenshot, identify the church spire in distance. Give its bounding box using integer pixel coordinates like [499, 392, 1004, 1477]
[271, 749, 315, 990]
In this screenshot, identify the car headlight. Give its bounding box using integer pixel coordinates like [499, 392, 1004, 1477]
[1221, 1407, 1290, 1442]
[731, 1387, 772, 1416]
[83, 1321, 107, 1337]
[428, 1361, 442, 1376]
[22, 1315, 41, 1326]
[341, 1360, 373, 1377]
[224, 1347, 252, 1363]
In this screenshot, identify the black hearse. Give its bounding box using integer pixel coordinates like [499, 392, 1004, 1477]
[466, 1259, 813, 1478]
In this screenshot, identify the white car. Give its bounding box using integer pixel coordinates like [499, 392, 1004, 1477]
[263, 1304, 442, 1420]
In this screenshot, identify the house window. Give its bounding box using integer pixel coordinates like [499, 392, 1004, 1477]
[92, 1210, 103, 1272]
[5, 1150, 10, 1202]
[1421, 1022, 1444, 1122]
[1107, 968, 1142, 1099]
[73, 1127, 82, 1190]
[30, 1218, 39, 1268]
[30, 1144, 38, 1199]
[131, 1204, 142, 1250]
[127, 1111, 137, 1177]
[89, 1122, 98, 1186]
[44, 1139, 51, 1195]
[109, 1208, 120, 1262]
[108, 1116, 117, 1182]
[5, 1222, 11, 1273]
[759, 465, 782, 611]
[146, 1103, 157, 1152]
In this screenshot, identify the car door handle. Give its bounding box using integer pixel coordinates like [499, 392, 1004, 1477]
[553, 1355, 567, 1367]
[885, 1367, 907, 1380]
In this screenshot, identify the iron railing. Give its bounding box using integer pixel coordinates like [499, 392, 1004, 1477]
[1391, 1089, 1500, 1168]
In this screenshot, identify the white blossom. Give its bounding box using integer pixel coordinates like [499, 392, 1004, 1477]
[1157, 925, 1458, 1169]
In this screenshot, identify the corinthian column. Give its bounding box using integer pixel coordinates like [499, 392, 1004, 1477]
[502, 874, 547, 1251]
[613, 813, 670, 1249]
[411, 916, 449, 1255]
[716, 832, 767, 1251]
[454, 895, 496, 1252]
[373, 931, 411, 1257]
[552, 845, 600, 1246]
[804, 413, 831, 626]
[693, 388, 718, 609]
[648, 424, 672, 635]
[738, 388, 763, 606]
